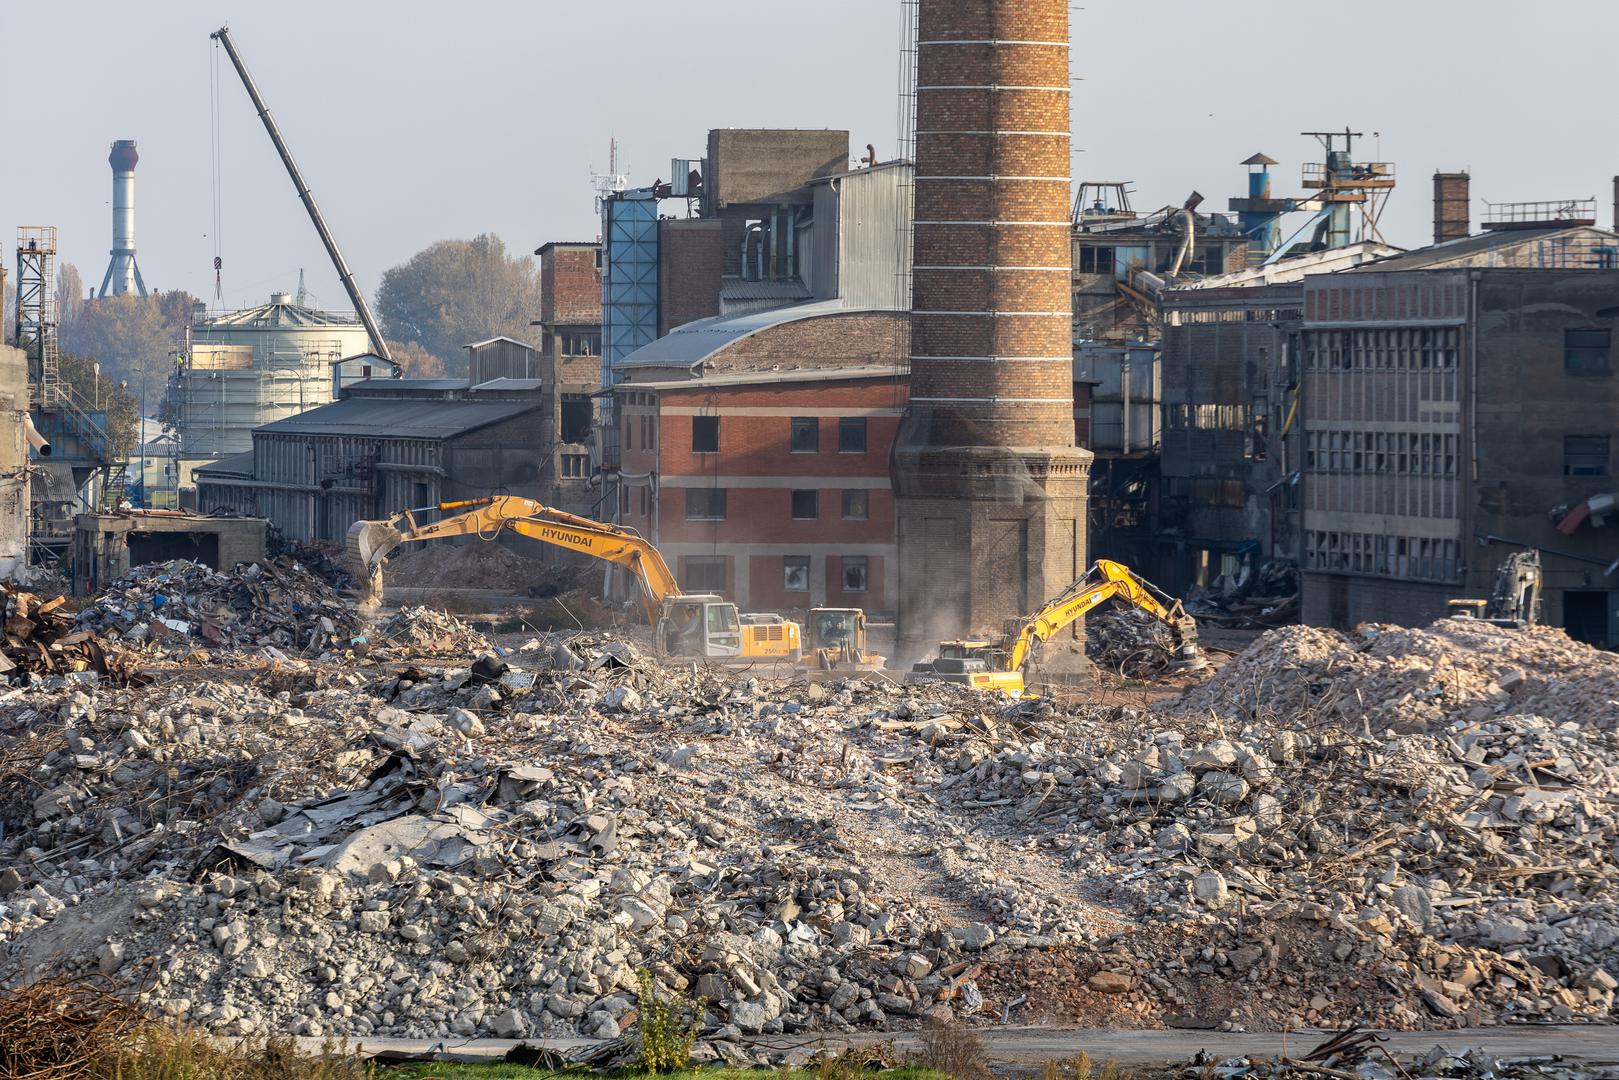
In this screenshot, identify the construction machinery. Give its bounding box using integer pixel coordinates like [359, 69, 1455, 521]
[347, 496, 800, 663]
[801, 607, 886, 674]
[1447, 550, 1543, 627]
[909, 559, 1205, 697]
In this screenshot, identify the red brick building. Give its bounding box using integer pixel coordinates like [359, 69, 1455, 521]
[616, 367, 907, 614]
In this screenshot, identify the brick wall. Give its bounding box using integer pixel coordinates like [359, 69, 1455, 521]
[539, 244, 601, 325]
[658, 220, 724, 335]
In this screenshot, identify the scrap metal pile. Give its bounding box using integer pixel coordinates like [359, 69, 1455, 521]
[3, 560, 1619, 1045]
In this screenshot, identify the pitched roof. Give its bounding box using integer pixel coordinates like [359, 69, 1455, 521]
[255, 396, 541, 440]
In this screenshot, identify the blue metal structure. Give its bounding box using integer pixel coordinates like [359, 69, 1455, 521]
[1230, 153, 1286, 265]
[600, 191, 659, 390]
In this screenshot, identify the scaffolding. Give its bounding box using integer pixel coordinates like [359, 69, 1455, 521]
[13, 227, 61, 406]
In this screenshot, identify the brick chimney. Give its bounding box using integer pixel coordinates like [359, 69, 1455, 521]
[892, 0, 1093, 676]
[1433, 171, 1470, 245]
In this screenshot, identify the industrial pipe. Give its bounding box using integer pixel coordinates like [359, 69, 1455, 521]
[1168, 208, 1197, 277]
[24, 415, 51, 458]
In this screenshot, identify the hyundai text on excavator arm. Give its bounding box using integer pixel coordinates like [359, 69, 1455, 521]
[346, 496, 800, 663]
[909, 558, 1205, 697]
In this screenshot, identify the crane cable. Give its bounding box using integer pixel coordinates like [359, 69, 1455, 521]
[210, 40, 224, 306]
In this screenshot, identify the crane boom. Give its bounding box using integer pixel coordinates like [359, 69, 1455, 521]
[347, 496, 679, 622]
[210, 26, 393, 362]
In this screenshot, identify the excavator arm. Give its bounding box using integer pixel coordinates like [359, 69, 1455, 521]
[346, 496, 680, 624]
[1003, 559, 1204, 674]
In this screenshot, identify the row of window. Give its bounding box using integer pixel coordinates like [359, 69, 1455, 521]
[541, 330, 601, 357]
[1305, 430, 1459, 477]
[1305, 531, 1462, 583]
[690, 414, 868, 455]
[685, 487, 869, 521]
[1303, 328, 1461, 371]
[624, 413, 657, 452]
[684, 555, 869, 594]
[1165, 403, 1250, 432]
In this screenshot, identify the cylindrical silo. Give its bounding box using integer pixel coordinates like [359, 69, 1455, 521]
[892, 0, 1092, 675]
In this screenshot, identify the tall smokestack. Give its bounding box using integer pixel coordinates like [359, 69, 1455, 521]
[1432, 171, 1470, 245]
[97, 140, 147, 299]
[892, 0, 1092, 676]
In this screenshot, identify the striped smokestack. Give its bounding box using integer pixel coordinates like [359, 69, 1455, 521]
[893, 0, 1092, 675]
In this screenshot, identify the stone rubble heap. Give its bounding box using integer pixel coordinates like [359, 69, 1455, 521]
[3, 588, 1619, 1041]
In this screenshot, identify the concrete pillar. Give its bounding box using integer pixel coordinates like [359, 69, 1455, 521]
[893, 0, 1093, 677]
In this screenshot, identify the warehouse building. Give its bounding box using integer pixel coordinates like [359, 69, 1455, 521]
[193, 379, 545, 543]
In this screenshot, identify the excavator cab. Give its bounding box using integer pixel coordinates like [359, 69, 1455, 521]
[658, 595, 742, 659]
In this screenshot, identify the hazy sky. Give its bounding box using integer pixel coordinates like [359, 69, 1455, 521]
[4, 0, 1617, 314]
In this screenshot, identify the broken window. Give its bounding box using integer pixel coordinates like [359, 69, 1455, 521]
[783, 556, 810, 592]
[684, 557, 725, 592]
[685, 488, 726, 520]
[1565, 435, 1611, 477]
[560, 395, 592, 443]
[1566, 329, 1612, 373]
[841, 556, 868, 593]
[790, 417, 819, 453]
[791, 490, 819, 519]
[692, 415, 719, 454]
[841, 489, 869, 521]
[838, 416, 867, 454]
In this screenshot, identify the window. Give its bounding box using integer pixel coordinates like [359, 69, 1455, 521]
[1566, 329, 1612, 373]
[560, 453, 589, 479]
[790, 417, 819, 453]
[685, 488, 727, 519]
[841, 489, 869, 520]
[1565, 435, 1611, 477]
[692, 415, 719, 453]
[1077, 245, 1115, 275]
[623, 417, 633, 451]
[838, 416, 867, 454]
[783, 556, 810, 592]
[791, 490, 819, 519]
[684, 556, 725, 592]
[841, 556, 868, 593]
[560, 395, 592, 443]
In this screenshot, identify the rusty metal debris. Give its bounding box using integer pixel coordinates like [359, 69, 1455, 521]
[0, 976, 145, 1079]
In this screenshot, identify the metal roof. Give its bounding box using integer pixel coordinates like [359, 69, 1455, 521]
[194, 450, 257, 478]
[621, 364, 906, 392]
[462, 335, 538, 351]
[348, 378, 468, 393]
[195, 298, 360, 330]
[255, 396, 541, 439]
[471, 377, 544, 392]
[1346, 226, 1619, 272]
[331, 351, 402, 371]
[617, 299, 847, 370]
[719, 278, 813, 303]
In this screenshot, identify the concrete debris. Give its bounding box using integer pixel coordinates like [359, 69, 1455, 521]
[77, 559, 364, 656]
[3, 609, 1619, 1040]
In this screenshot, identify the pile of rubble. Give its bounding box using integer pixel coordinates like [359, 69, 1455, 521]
[0, 585, 143, 687]
[75, 559, 364, 655]
[3, 611, 1619, 1042]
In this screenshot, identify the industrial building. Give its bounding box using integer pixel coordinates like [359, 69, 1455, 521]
[193, 378, 545, 543]
[892, 0, 1091, 672]
[166, 294, 394, 497]
[617, 368, 907, 613]
[1297, 220, 1619, 643]
[531, 242, 603, 520]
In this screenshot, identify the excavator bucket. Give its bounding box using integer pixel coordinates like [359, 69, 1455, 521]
[345, 519, 404, 611]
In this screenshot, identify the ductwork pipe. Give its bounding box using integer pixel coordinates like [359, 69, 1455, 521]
[1168, 208, 1197, 277]
[24, 415, 51, 457]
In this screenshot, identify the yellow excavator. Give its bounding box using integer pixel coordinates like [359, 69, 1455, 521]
[909, 559, 1206, 697]
[346, 496, 801, 663]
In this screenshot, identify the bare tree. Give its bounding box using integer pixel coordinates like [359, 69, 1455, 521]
[55, 262, 85, 335]
[384, 339, 447, 378]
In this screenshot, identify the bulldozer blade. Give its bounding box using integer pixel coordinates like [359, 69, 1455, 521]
[345, 520, 403, 611]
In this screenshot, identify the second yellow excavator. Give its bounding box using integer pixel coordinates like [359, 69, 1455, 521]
[909, 559, 1206, 696]
[346, 496, 801, 663]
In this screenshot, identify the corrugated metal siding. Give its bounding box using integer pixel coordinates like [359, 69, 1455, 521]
[834, 165, 911, 311]
[812, 182, 840, 300]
